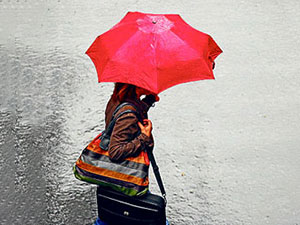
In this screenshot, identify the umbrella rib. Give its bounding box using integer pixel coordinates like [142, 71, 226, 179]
[109, 30, 141, 62]
[170, 29, 204, 59]
[152, 32, 158, 93]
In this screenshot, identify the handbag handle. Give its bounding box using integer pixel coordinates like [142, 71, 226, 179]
[99, 102, 142, 150]
[106, 109, 141, 137]
[108, 102, 142, 134]
[99, 108, 141, 150]
[112, 102, 139, 119]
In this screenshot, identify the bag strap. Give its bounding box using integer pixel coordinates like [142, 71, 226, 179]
[147, 150, 167, 205]
[105, 109, 140, 136]
[105, 102, 142, 137]
[112, 102, 140, 120]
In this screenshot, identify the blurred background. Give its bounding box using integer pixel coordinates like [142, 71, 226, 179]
[0, 0, 299, 224]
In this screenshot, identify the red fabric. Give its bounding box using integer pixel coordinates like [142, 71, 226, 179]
[86, 11, 222, 94]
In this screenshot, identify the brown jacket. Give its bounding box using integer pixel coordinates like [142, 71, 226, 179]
[105, 96, 154, 162]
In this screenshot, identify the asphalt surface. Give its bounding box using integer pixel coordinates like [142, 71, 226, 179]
[0, 0, 299, 224]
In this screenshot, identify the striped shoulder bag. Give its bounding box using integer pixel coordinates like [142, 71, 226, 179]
[73, 102, 150, 196]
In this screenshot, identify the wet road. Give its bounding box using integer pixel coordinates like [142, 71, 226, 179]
[0, 0, 300, 224]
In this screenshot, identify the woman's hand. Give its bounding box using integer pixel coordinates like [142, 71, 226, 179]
[138, 119, 152, 137]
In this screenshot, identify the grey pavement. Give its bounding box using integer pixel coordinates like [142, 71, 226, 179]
[0, 0, 299, 224]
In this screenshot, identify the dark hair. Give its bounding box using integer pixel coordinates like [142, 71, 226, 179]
[111, 83, 137, 102]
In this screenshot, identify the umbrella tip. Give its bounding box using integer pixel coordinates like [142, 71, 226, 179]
[152, 21, 157, 24]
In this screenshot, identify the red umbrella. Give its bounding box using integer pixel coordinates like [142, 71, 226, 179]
[86, 11, 222, 94]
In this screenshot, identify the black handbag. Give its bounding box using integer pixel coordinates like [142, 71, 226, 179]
[97, 149, 167, 225]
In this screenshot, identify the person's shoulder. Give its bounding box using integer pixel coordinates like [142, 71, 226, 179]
[114, 111, 139, 130]
[115, 104, 138, 121]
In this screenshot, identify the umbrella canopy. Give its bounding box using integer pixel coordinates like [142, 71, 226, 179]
[86, 11, 222, 94]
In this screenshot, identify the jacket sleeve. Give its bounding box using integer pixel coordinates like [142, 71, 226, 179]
[108, 112, 154, 162]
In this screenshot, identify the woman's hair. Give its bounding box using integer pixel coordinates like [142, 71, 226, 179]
[111, 83, 137, 102]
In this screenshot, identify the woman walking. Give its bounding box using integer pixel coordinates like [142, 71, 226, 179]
[94, 82, 159, 225]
